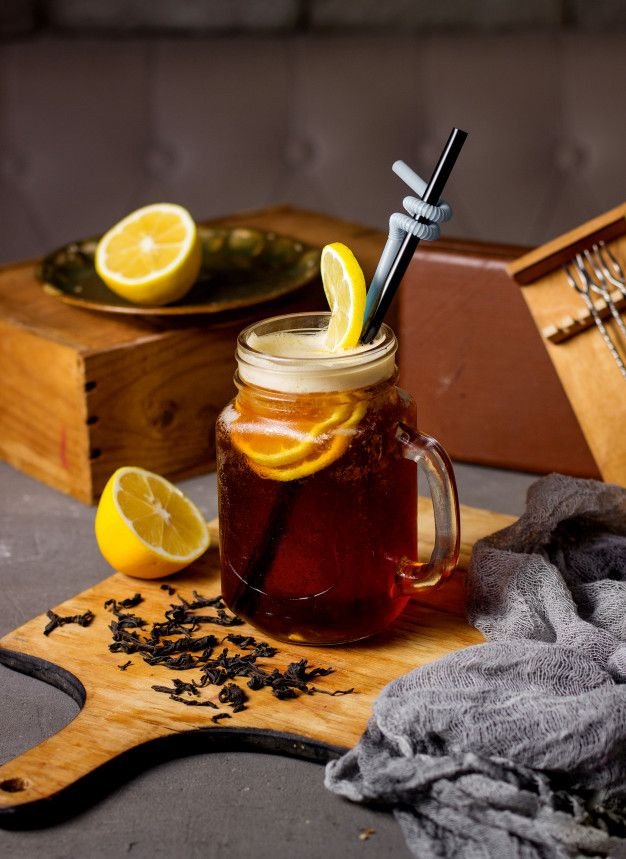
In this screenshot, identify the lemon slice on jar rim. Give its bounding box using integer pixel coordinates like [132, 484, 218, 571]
[320, 242, 367, 351]
[94, 203, 202, 306]
[95, 467, 210, 579]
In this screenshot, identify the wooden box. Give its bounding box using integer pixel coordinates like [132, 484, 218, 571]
[0, 270, 269, 505]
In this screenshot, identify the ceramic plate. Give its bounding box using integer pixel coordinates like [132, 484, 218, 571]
[37, 226, 321, 316]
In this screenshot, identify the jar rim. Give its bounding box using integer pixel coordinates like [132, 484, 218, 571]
[236, 312, 397, 394]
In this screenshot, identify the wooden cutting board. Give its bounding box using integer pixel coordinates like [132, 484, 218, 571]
[0, 501, 514, 821]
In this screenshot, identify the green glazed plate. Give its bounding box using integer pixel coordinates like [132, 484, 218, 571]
[37, 226, 321, 316]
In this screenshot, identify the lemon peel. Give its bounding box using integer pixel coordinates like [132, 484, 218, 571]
[232, 402, 354, 469]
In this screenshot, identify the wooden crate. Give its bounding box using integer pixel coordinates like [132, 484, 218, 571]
[0, 273, 270, 505]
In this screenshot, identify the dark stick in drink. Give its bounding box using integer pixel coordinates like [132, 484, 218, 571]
[226, 479, 300, 619]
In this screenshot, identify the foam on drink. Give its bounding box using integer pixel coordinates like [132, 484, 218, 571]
[238, 320, 396, 394]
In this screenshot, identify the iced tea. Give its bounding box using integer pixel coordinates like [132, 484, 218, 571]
[217, 375, 417, 644]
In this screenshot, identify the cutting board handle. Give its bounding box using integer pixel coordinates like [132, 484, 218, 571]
[0, 695, 166, 813]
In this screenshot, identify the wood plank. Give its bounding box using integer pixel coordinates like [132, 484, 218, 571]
[507, 203, 626, 286]
[0, 502, 514, 815]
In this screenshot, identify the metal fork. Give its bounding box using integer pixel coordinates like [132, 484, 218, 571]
[563, 258, 626, 379]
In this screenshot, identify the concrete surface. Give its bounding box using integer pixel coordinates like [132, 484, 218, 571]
[0, 459, 538, 858]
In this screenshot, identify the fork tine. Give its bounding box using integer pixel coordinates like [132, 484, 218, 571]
[599, 240, 625, 277]
[562, 264, 578, 292]
[583, 248, 604, 284]
[595, 242, 626, 295]
[574, 253, 594, 291]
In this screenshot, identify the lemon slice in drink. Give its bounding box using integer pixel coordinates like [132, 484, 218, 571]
[95, 203, 202, 306]
[95, 467, 210, 579]
[247, 401, 367, 482]
[232, 402, 354, 469]
[321, 242, 367, 351]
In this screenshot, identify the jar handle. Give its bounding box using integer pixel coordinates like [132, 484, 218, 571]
[395, 422, 460, 593]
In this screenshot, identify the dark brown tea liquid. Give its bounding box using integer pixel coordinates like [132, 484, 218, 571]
[217, 378, 417, 645]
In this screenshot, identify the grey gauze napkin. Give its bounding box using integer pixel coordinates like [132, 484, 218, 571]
[325, 474, 626, 858]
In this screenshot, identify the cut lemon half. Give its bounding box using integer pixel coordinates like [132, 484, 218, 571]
[95, 467, 210, 579]
[95, 203, 202, 306]
[321, 242, 366, 350]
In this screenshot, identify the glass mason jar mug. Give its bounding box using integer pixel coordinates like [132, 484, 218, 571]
[216, 312, 459, 645]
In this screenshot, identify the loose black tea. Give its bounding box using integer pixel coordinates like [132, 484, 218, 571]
[218, 683, 248, 713]
[103, 588, 354, 718]
[43, 609, 94, 636]
[186, 609, 244, 628]
[225, 633, 277, 656]
[169, 695, 218, 708]
[104, 594, 143, 611]
[151, 679, 199, 697]
[118, 661, 132, 671]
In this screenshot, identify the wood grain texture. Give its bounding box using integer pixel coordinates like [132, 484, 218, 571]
[0, 319, 92, 501]
[0, 502, 514, 816]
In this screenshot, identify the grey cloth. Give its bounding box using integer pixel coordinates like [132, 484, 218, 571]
[325, 474, 626, 858]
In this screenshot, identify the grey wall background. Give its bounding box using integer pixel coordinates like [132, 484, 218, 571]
[1, 2, 625, 261]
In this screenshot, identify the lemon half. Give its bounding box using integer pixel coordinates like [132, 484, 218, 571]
[95, 203, 202, 306]
[95, 467, 210, 579]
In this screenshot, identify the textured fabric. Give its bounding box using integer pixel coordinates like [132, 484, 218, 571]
[325, 474, 626, 858]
